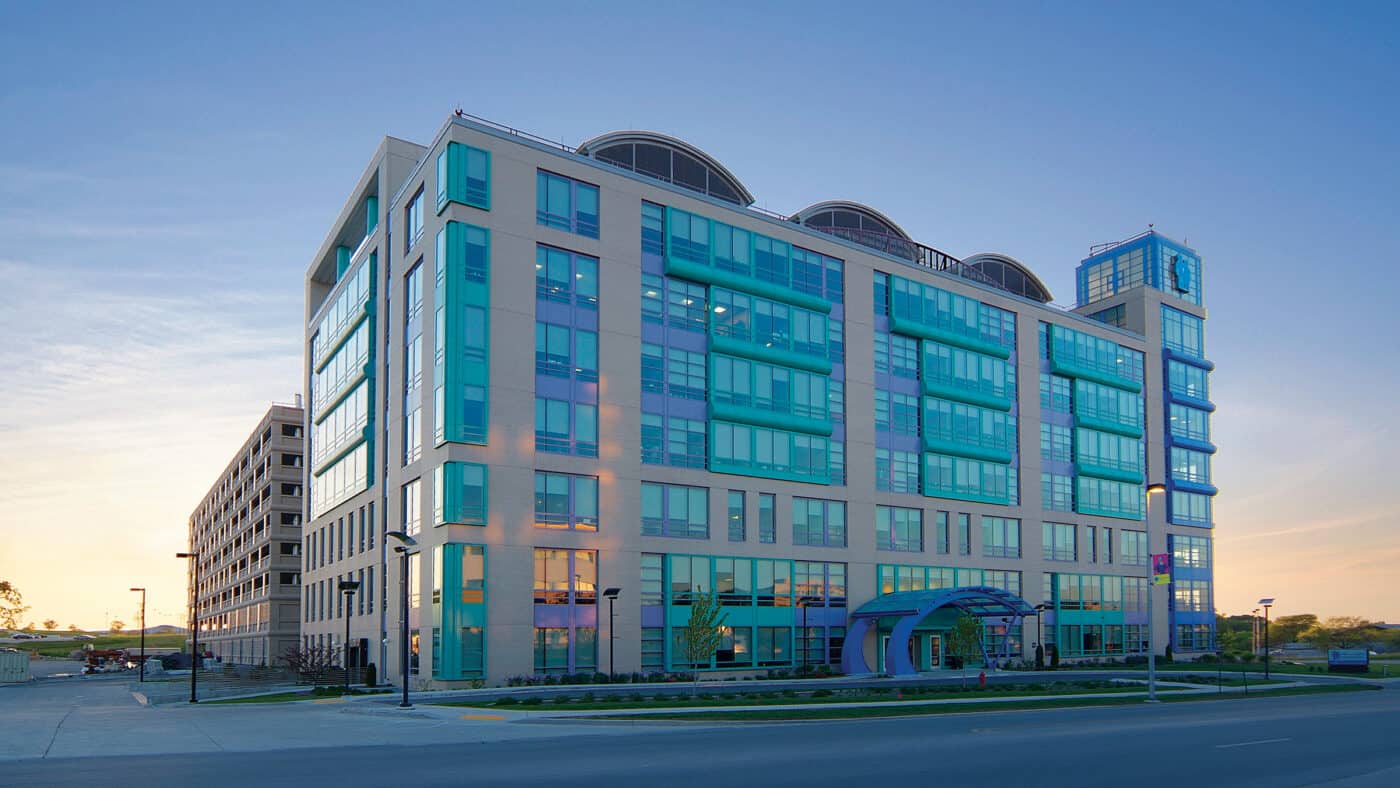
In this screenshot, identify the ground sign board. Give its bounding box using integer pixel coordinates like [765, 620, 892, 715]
[1327, 649, 1369, 673]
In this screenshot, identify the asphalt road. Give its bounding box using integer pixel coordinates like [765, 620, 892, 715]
[6, 686, 1397, 787]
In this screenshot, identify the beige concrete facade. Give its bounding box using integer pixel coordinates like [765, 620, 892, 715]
[186, 403, 305, 665]
[303, 113, 1213, 687]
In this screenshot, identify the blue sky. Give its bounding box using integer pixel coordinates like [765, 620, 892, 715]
[1, 1, 1396, 628]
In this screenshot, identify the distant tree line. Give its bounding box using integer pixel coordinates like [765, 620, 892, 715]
[1217, 613, 1399, 655]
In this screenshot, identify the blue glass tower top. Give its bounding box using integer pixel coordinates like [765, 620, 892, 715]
[1076, 230, 1202, 307]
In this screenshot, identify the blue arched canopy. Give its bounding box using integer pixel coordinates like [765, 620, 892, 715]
[840, 587, 1037, 677]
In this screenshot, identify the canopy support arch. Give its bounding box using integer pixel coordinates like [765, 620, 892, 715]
[840, 586, 1037, 676]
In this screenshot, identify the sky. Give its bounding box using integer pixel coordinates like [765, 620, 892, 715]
[1, 1, 1397, 629]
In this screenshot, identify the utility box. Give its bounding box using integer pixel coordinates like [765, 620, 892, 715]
[0, 650, 31, 682]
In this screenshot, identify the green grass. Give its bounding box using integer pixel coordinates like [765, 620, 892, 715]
[589, 683, 1380, 721]
[17, 632, 187, 658]
[438, 681, 1182, 712]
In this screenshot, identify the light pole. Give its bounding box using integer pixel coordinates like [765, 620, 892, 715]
[175, 552, 199, 703]
[1252, 608, 1260, 655]
[1259, 598, 1275, 680]
[1033, 603, 1049, 668]
[797, 595, 820, 670]
[386, 531, 417, 709]
[1144, 483, 1166, 703]
[339, 579, 362, 691]
[129, 588, 146, 682]
[602, 587, 620, 678]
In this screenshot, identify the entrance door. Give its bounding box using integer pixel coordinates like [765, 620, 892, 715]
[880, 635, 919, 672]
[927, 634, 943, 669]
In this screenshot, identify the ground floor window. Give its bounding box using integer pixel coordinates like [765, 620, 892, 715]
[534, 626, 597, 675]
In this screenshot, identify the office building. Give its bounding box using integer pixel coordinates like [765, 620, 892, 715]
[301, 111, 1216, 685]
[186, 402, 306, 665]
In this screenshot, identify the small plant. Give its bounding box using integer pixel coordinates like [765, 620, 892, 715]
[629, 692, 644, 702]
[813, 688, 832, 698]
[520, 696, 543, 706]
[493, 697, 520, 706]
[579, 692, 595, 703]
[552, 694, 572, 705]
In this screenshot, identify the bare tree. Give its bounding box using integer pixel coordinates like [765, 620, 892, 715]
[280, 645, 340, 684]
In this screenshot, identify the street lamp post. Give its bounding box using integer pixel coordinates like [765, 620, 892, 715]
[1145, 483, 1166, 703]
[1033, 603, 1049, 668]
[797, 596, 820, 671]
[602, 588, 620, 678]
[386, 531, 417, 709]
[175, 552, 199, 703]
[129, 588, 146, 682]
[339, 580, 362, 691]
[1251, 608, 1260, 655]
[1259, 598, 1275, 680]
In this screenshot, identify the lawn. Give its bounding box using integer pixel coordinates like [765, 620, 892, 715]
[1054, 661, 1397, 679]
[17, 632, 188, 658]
[440, 680, 1184, 712]
[593, 683, 1379, 721]
[207, 691, 315, 705]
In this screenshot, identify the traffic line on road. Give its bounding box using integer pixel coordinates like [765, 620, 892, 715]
[460, 713, 506, 721]
[1214, 737, 1291, 749]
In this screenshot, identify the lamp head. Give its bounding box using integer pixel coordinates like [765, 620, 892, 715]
[386, 531, 418, 547]
[1258, 597, 1275, 607]
[175, 552, 196, 559]
[338, 580, 362, 592]
[602, 587, 621, 599]
[1146, 483, 1167, 495]
[129, 587, 145, 593]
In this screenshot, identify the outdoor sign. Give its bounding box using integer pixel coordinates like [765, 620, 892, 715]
[1151, 553, 1172, 585]
[1327, 649, 1370, 673]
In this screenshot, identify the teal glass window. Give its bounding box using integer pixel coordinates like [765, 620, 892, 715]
[1043, 522, 1077, 562]
[536, 170, 599, 238]
[1075, 379, 1144, 435]
[1039, 373, 1072, 414]
[934, 511, 950, 554]
[535, 321, 598, 382]
[876, 506, 923, 552]
[981, 516, 1021, 558]
[792, 498, 846, 547]
[641, 273, 665, 324]
[1075, 428, 1145, 477]
[873, 273, 889, 316]
[924, 454, 1010, 504]
[1119, 530, 1148, 566]
[1167, 360, 1209, 400]
[711, 288, 829, 363]
[1171, 491, 1213, 526]
[1041, 472, 1074, 512]
[1169, 403, 1211, 442]
[1077, 476, 1144, 520]
[758, 493, 776, 544]
[533, 471, 599, 531]
[1161, 306, 1204, 357]
[1170, 447, 1211, 484]
[923, 398, 1015, 457]
[535, 245, 598, 309]
[790, 247, 844, 303]
[405, 187, 424, 252]
[874, 331, 919, 378]
[727, 491, 746, 542]
[711, 354, 829, 421]
[876, 448, 920, 494]
[436, 141, 490, 212]
[1048, 323, 1144, 386]
[889, 274, 1016, 352]
[534, 397, 597, 457]
[1040, 423, 1072, 463]
[875, 389, 920, 436]
[711, 421, 829, 483]
[1172, 535, 1211, 568]
[434, 224, 490, 446]
[432, 462, 487, 526]
[923, 339, 1014, 406]
[829, 440, 845, 486]
[641, 482, 708, 539]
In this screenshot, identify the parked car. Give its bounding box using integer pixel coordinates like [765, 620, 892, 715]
[9, 632, 40, 640]
[72, 634, 96, 641]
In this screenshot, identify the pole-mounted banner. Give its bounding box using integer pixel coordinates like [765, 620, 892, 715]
[1151, 553, 1172, 586]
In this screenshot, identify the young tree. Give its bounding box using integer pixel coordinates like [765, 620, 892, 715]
[947, 612, 984, 686]
[109, 620, 125, 633]
[1302, 617, 1381, 651]
[1271, 614, 1319, 646]
[0, 581, 28, 630]
[681, 590, 725, 692]
[42, 619, 57, 631]
[68, 624, 81, 632]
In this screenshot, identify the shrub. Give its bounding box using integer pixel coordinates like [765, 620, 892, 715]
[520, 696, 543, 706]
[552, 694, 572, 705]
[494, 697, 520, 706]
[813, 688, 833, 698]
[629, 692, 644, 702]
[364, 663, 377, 687]
[579, 692, 595, 703]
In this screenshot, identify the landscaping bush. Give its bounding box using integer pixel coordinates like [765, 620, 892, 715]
[629, 692, 644, 702]
[552, 694, 572, 705]
[494, 697, 520, 706]
[520, 696, 543, 706]
[812, 688, 833, 698]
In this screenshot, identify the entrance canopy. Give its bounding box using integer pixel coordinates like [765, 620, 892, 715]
[841, 586, 1037, 676]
